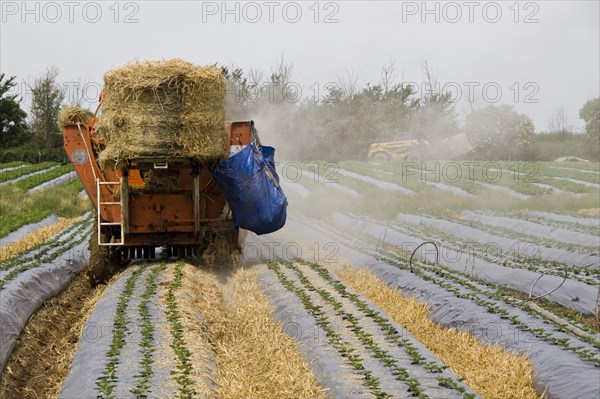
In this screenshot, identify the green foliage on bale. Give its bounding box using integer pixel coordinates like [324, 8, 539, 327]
[96, 59, 228, 168]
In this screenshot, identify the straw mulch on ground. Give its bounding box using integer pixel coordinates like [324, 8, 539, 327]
[337, 267, 542, 399]
[178, 264, 327, 399]
[0, 217, 78, 261]
[0, 269, 109, 399]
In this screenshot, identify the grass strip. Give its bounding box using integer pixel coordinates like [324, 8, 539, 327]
[96, 267, 147, 398]
[0, 209, 53, 240]
[338, 267, 540, 399]
[0, 180, 89, 239]
[131, 263, 166, 397]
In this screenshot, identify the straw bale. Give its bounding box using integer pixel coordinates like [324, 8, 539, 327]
[58, 105, 92, 128]
[96, 59, 228, 168]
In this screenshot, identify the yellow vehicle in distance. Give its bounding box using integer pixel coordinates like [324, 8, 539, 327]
[368, 132, 473, 162]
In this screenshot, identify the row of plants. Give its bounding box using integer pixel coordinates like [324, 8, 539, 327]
[131, 264, 166, 397]
[369, 163, 489, 197]
[0, 215, 91, 272]
[371, 214, 600, 285]
[0, 220, 92, 290]
[500, 212, 599, 236]
[164, 262, 196, 399]
[367, 237, 600, 363]
[285, 260, 435, 397]
[340, 161, 449, 196]
[350, 214, 600, 285]
[333, 162, 549, 217]
[305, 216, 600, 363]
[450, 213, 597, 253]
[0, 208, 54, 239]
[292, 259, 477, 398]
[267, 261, 392, 398]
[366, 160, 599, 196]
[465, 162, 597, 195]
[538, 164, 600, 185]
[295, 162, 599, 221]
[298, 163, 488, 218]
[466, 164, 587, 196]
[15, 164, 74, 191]
[94, 263, 196, 398]
[537, 177, 597, 194]
[543, 162, 600, 173]
[0, 161, 27, 170]
[360, 161, 550, 197]
[96, 267, 148, 398]
[0, 161, 58, 183]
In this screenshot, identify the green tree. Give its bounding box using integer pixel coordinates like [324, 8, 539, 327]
[410, 62, 459, 141]
[465, 105, 535, 160]
[222, 65, 250, 120]
[29, 67, 64, 145]
[579, 97, 599, 141]
[411, 95, 459, 141]
[267, 54, 295, 105]
[0, 73, 29, 148]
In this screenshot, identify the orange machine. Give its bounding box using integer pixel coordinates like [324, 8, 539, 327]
[64, 110, 253, 280]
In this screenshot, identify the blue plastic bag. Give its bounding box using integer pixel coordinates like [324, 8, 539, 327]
[210, 143, 287, 235]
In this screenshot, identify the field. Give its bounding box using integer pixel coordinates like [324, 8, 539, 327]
[0, 160, 598, 399]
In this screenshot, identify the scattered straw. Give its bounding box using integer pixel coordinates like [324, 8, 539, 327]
[0, 217, 79, 261]
[336, 267, 542, 399]
[166, 264, 218, 398]
[96, 59, 228, 168]
[178, 264, 326, 399]
[134, 169, 180, 193]
[57, 105, 92, 128]
[577, 208, 600, 217]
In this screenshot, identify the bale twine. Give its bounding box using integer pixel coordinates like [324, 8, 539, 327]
[95, 59, 228, 168]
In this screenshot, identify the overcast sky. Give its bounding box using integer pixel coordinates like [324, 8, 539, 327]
[1, 0, 599, 131]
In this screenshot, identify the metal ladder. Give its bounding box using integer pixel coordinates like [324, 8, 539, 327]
[96, 179, 125, 246]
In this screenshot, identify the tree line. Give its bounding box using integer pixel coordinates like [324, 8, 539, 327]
[223, 59, 599, 161]
[0, 69, 66, 163]
[1, 60, 598, 163]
